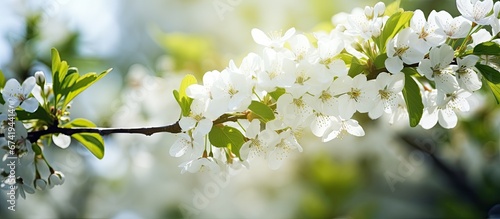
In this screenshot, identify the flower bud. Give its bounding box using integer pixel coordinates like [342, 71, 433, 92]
[34, 71, 46, 87]
[49, 171, 65, 186]
[374, 2, 385, 17]
[35, 179, 47, 191]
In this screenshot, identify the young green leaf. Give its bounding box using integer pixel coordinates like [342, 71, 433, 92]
[402, 69, 423, 127]
[175, 74, 197, 116]
[209, 125, 245, 158]
[348, 56, 365, 77]
[377, 11, 413, 52]
[473, 42, 500, 56]
[63, 118, 105, 159]
[384, 0, 402, 16]
[62, 68, 112, 107]
[178, 74, 197, 100]
[51, 48, 61, 76]
[484, 81, 500, 104]
[476, 63, 500, 84]
[16, 107, 54, 125]
[268, 88, 286, 101]
[0, 70, 5, 88]
[248, 101, 275, 122]
[476, 63, 500, 103]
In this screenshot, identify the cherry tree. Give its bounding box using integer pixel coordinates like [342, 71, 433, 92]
[1, 0, 500, 202]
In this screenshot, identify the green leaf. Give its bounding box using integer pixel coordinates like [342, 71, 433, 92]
[209, 125, 245, 158]
[0, 70, 5, 88]
[377, 11, 413, 52]
[51, 48, 61, 76]
[179, 74, 197, 100]
[175, 74, 197, 116]
[348, 56, 365, 77]
[248, 101, 275, 122]
[476, 63, 500, 103]
[374, 53, 388, 70]
[63, 118, 105, 159]
[384, 0, 403, 16]
[268, 88, 286, 101]
[16, 107, 53, 124]
[473, 42, 500, 56]
[62, 68, 112, 107]
[476, 63, 500, 83]
[401, 69, 423, 127]
[173, 90, 181, 106]
[484, 81, 500, 104]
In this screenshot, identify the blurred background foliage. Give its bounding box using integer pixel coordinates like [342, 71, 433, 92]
[0, 0, 499, 218]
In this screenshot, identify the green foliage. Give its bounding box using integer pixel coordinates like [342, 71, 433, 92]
[208, 125, 245, 158]
[62, 68, 112, 108]
[268, 88, 286, 101]
[473, 42, 500, 56]
[173, 74, 197, 117]
[16, 107, 53, 125]
[402, 68, 423, 127]
[248, 101, 275, 122]
[51, 48, 111, 112]
[376, 11, 413, 52]
[384, 0, 403, 16]
[348, 56, 365, 77]
[476, 63, 500, 103]
[63, 118, 105, 159]
[0, 70, 5, 88]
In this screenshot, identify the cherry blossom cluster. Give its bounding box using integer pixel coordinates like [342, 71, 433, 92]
[171, 0, 500, 173]
[1, 73, 66, 198]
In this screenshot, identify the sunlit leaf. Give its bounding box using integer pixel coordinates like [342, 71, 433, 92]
[377, 11, 413, 52]
[0, 70, 5, 88]
[473, 42, 500, 56]
[268, 88, 286, 101]
[402, 68, 423, 127]
[16, 107, 53, 125]
[209, 125, 245, 158]
[63, 118, 104, 159]
[248, 101, 275, 122]
[476, 63, 500, 103]
[62, 68, 112, 107]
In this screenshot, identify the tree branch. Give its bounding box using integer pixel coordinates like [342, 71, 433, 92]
[1, 113, 248, 142]
[25, 122, 182, 142]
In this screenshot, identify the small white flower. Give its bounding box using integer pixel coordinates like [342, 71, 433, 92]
[333, 75, 376, 119]
[211, 68, 253, 112]
[52, 133, 71, 149]
[385, 28, 427, 73]
[239, 120, 279, 161]
[179, 157, 222, 174]
[251, 27, 296, 49]
[323, 117, 365, 141]
[470, 29, 492, 47]
[276, 93, 314, 128]
[418, 45, 459, 93]
[420, 89, 471, 129]
[288, 34, 314, 62]
[457, 0, 494, 25]
[2, 77, 38, 113]
[434, 10, 472, 39]
[256, 48, 295, 91]
[309, 112, 337, 138]
[267, 129, 302, 170]
[456, 55, 482, 91]
[388, 95, 409, 125]
[170, 133, 204, 158]
[410, 10, 445, 48]
[368, 73, 405, 119]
